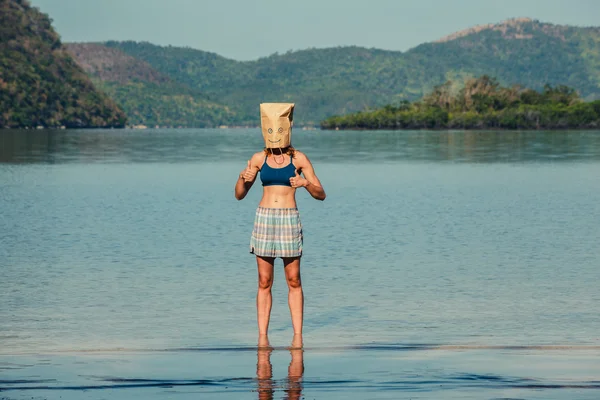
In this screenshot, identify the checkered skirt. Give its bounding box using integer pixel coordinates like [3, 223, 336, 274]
[250, 207, 303, 258]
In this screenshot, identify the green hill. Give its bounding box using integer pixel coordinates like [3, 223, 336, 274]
[0, 0, 126, 128]
[102, 42, 410, 126]
[94, 17, 600, 127]
[65, 43, 236, 128]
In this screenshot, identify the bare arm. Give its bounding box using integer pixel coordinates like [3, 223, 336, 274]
[290, 152, 326, 201]
[234, 174, 253, 200]
[235, 154, 261, 200]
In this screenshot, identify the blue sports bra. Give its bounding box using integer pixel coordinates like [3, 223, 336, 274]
[260, 155, 296, 187]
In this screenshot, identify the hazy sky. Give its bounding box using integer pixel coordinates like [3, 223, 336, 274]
[31, 0, 600, 61]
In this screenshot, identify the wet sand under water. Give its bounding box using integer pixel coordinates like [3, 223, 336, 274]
[1, 344, 599, 400]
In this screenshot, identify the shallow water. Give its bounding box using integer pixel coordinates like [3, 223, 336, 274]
[1, 346, 600, 400]
[1, 128, 600, 399]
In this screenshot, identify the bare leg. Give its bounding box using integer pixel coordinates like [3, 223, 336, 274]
[256, 256, 275, 336]
[283, 257, 303, 335]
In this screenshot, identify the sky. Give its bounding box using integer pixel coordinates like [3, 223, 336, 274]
[31, 0, 600, 61]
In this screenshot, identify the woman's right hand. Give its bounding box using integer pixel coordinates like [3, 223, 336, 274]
[240, 160, 257, 182]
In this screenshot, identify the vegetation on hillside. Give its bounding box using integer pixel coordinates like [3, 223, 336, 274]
[66, 43, 236, 127]
[320, 76, 600, 130]
[0, 0, 126, 128]
[5, 4, 599, 130]
[65, 43, 170, 85]
[95, 80, 236, 128]
[100, 18, 600, 126]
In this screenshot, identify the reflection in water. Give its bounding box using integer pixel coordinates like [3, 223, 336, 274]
[256, 335, 304, 400]
[2, 128, 600, 164]
[256, 335, 274, 400]
[285, 346, 304, 399]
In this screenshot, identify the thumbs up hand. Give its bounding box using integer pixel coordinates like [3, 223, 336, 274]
[240, 160, 257, 182]
[289, 168, 308, 188]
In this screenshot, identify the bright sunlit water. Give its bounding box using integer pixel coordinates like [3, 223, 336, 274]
[1, 128, 599, 399]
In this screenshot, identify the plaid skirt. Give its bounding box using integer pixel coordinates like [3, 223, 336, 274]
[250, 207, 303, 258]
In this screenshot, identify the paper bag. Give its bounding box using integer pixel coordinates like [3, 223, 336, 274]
[260, 103, 294, 148]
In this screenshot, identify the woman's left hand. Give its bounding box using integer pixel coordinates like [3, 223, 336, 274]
[289, 169, 308, 188]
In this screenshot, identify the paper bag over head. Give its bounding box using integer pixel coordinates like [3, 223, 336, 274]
[260, 103, 294, 149]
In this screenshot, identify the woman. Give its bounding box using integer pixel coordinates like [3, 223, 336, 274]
[234, 103, 326, 340]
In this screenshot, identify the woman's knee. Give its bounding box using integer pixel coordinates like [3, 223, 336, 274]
[258, 275, 273, 290]
[256, 256, 274, 290]
[286, 275, 302, 289]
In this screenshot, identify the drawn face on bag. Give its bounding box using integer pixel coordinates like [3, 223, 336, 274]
[260, 103, 294, 148]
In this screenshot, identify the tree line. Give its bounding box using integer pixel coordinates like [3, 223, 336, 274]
[320, 76, 600, 130]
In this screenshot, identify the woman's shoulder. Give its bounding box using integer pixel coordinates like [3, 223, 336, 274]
[250, 151, 266, 167]
[292, 148, 306, 158]
[292, 149, 310, 163]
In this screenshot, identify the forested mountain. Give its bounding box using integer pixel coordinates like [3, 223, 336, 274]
[101, 41, 396, 125]
[66, 43, 236, 127]
[88, 17, 600, 127]
[0, 0, 126, 128]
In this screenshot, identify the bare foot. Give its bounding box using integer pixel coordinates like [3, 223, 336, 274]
[289, 333, 303, 350]
[258, 334, 273, 350]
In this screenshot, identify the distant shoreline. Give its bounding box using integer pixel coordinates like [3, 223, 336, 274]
[4, 126, 600, 132]
[320, 77, 600, 131]
[0, 125, 322, 131]
[321, 125, 600, 131]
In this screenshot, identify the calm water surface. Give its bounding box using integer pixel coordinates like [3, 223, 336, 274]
[1, 128, 599, 399]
